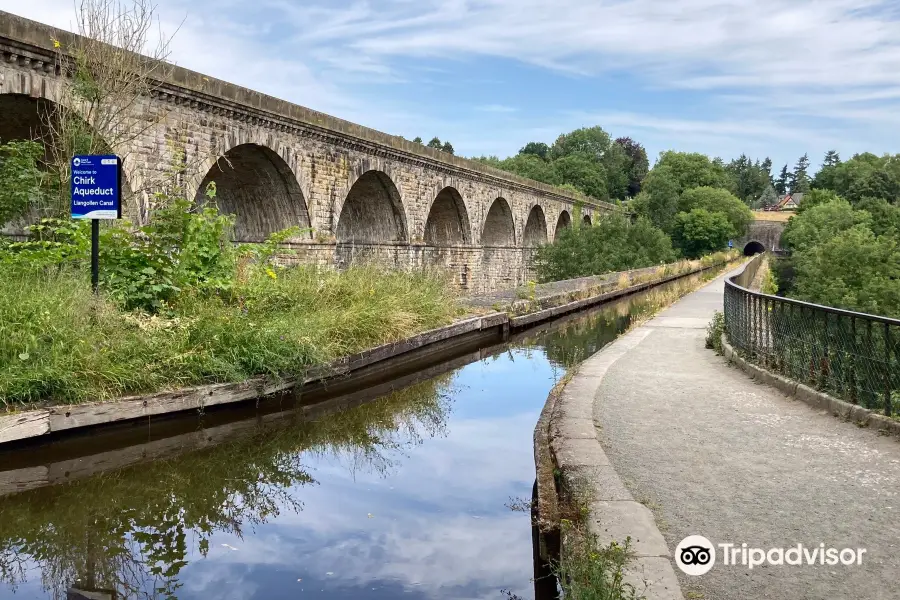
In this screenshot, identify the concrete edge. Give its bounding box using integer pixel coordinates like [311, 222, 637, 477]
[0, 260, 733, 447]
[543, 327, 684, 600]
[720, 334, 900, 438]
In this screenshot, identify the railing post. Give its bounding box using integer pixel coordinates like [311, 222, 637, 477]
[886, 323, 893, 418]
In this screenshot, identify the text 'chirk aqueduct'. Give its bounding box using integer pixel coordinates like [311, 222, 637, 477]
[0, 12, 611, 293]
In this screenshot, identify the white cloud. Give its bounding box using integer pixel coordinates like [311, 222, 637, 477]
[5, 0, 900, 164]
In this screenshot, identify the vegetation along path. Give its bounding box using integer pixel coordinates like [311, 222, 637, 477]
[590, 268, 900, 600]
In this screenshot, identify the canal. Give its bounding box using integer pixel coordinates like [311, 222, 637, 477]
[0, 272, 713, 600]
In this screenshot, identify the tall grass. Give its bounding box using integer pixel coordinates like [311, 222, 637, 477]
[0, 263, 458, 407]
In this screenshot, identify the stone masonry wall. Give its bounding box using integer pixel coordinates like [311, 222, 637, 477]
[0, 11, 612, 292]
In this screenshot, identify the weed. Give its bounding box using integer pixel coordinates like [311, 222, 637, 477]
[705, 310, 726, 353]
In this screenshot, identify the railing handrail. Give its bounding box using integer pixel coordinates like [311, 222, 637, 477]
[725, 263, 900, 327]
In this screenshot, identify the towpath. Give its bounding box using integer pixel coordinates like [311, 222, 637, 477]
[591, 269, 900, 599]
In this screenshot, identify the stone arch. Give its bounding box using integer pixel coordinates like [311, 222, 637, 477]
[523, 205, 548, 247]
[554, 210, 572, 239]
[195, 143, 311, 241]
[424, 186, 471, 245]
[336, 170, 408, 243]
[481, 197, 516, 247]
[0, 92, 138, 224]
[743, 240, 765, 256]
[583, 214, 592, 227]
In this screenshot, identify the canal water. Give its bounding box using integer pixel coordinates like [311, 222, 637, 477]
[0, 272, 711, 600]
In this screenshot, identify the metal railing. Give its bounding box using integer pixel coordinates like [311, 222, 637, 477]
[724, 257, 900, 417]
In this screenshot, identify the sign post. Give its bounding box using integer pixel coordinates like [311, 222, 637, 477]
[71, 155, 122, 292]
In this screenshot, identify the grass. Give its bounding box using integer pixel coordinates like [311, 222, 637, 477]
[0, 263, 460, 407]
[751, 210, 793, 222]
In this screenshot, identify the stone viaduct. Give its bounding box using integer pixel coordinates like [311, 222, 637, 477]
[0, 11, 611, 293]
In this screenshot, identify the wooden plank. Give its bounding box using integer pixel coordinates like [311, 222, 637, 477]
[0, 465, 48, 495]
[0, 409, 50, 443]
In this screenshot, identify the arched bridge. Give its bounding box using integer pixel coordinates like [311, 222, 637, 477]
[0, 11, 611, 293]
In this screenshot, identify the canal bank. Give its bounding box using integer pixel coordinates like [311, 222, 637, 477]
[0, 257, 733, 447]
[0, 267, 728, 600]
[542, 266, 900, 600]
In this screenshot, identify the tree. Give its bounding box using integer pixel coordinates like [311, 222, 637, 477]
[652, 151, 733, 194]
[672, 209, 735, 258]
[614, 137, 649, 197]
[638, 166, 681, 233]
[789, 153, 811, 194]
[757, 184, 778, 209]
[498, 153, 559, 185]
[0, 140, 45, 228]
[856, 197, 900, 237]
[519, 142, 550, 160]
[551, 153, 608, 200]
[725, 154, 770, 205]
[796, 188, 841, 214]
[601, 142, 630, 201]
[823, 150, 841, 168]
[412, 136, 423, 144]
[426, 137, 442, 149]
[441, 141, 455, 155]
[679, 186, 752, 238]
[791, 225, 900, 317]
[781, 198, 870, 253]
[775, 164, 789, 195]
[550, 126, 612, 162]
[761, 157, 773, 183]
[813, 152, 900, 204]
[534, 212, 675, 282]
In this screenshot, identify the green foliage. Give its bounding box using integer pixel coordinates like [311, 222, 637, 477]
[499, 153, 559, 185]
[813, 152, 900, 204]
[0, 262, 457, 406]
[725, 154, 773, 205]
[551, 126, 612, 162]
[534, 213, 676, 282]
[614, 137, 649, 197]
[552, 153, 608, 200]
[637, 166, 681, 233]
[0, 139, 45, 227]
[796, 188, 842, 214]
[426, 137, 442, 149]
[781, 195, 900, 317]
[672, 208, 734, 259]
[441, 141, 454, 155]
[856, 197, 900, 236]
[556, 528, 641, 600]
[791, 225, 900, 317]
[790, 153, 811, 194]
[652, 151, 733, 194]
[706, 310, 725, 352]
[679, 186, 752, 237]
[781, 198, 869, 253]
[519, 141, 550, 160]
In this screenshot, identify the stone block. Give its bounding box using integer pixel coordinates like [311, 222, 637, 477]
[587, 500, 671, 558]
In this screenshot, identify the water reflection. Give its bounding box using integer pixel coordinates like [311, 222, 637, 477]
[0, 272, 709, 600]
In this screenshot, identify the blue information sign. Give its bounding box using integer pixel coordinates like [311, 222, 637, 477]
[728, 240, 734, 248]
[71, 155, 121, 219]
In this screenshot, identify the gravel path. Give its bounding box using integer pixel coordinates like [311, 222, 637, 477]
[593, 269, 900, 600]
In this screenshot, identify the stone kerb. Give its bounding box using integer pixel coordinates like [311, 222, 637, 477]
[546, 329, 684, 599]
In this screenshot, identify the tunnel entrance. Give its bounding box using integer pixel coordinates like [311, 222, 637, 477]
[743, 241, 765, 256]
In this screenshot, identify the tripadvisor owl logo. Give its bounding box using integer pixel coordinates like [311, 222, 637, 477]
[675, 535, 715, 576]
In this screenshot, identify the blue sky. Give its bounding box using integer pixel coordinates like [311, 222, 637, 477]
[5, 0, 900, 173]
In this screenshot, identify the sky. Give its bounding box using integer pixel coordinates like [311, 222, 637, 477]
[4, 0, 900, 173]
